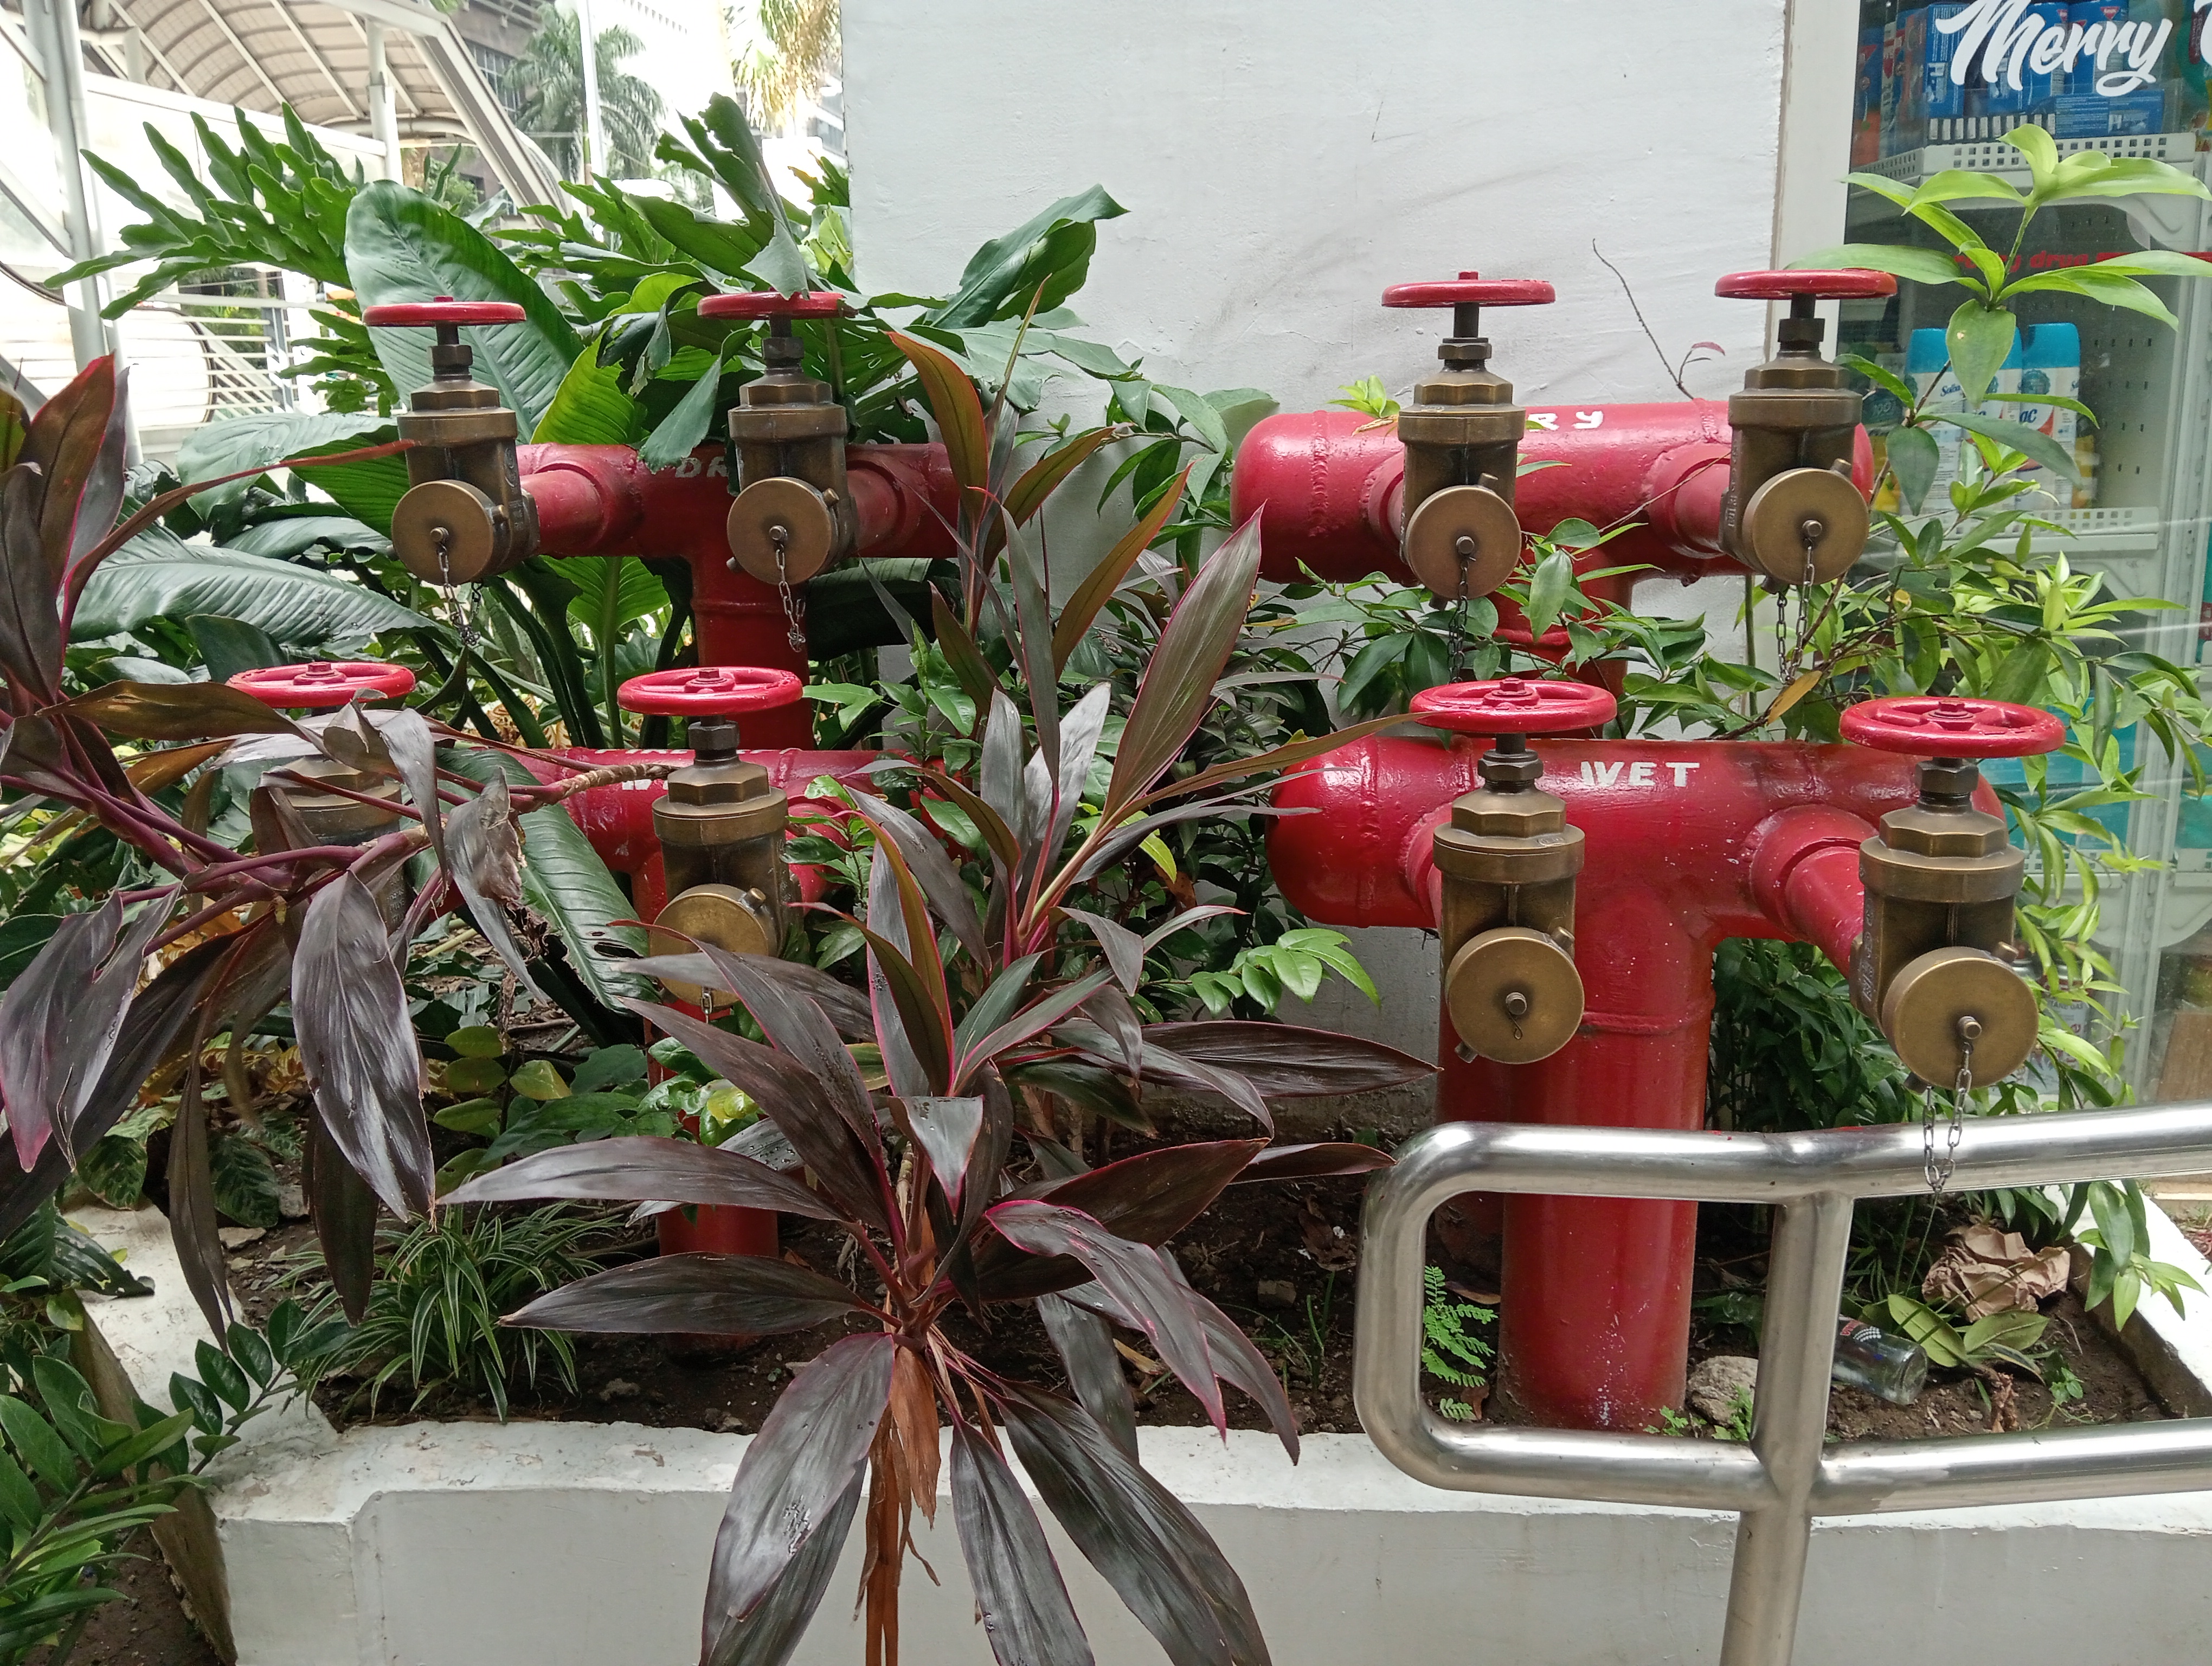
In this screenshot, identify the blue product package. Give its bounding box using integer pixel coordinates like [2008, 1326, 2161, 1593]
[1923, 1, 1971, 129]
[2067, 2, 2130, 98]
[1895, 8, 1933, 151]
[2048, 86, 2168, 131]
[1983, 2, 2070, 112]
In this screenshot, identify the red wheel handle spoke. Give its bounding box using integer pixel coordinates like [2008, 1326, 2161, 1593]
[1715, 269, 1898, 302]
[617, 665, 805, 717]
[1410, 677, 1617, 736]
[698, 290, 848, 320]
[1382, 271, 1555, 310]
[229, 661, 417, 710]
[1839, 696, 2064, 758]
[362, 298, 527, 326]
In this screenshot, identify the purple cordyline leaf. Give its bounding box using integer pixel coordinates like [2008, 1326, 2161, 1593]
[969, 1140, 1264, 1303]
[1073, 1267, 1300, 1463]
[1101, 512, 1264, 823]
[1062, 906, 1143, 994]
[61, 680, 301, 741]
[950, 1420, 1096, 1666]
[909, 765, 1020, 880]
[1135, 1038, 1272, 1133]
[4, 357, 127, 702]
[1003, 512, 1059, 773]
[309, 1113, 380, 1325]
[1003, 1387, 1271, 1666]
[377, 707, 443, 869]
[0, 461, 61, 706]
[1077, 983, 1143, 1083]
[1043, 682, 1113, 864]
[0, 889, 175, 1169]
[626, 1001, 889, 1229]
[950, 953, 1043, 1061]
[703, 1471, 861, 1666]
[442, 773, 543, 1001]
[443, 1132, 840, 1219]
[1145, 1023, 1433, 1099]
[505, 1253, 866, 1337]
[681, 944, 876, 1148]
[897, 1095, 983, 1207]
[956, 969, 1113, 1090]
[1068, 794, 1290, 888]
[292, 873, 432, 1219]
[1050, 471, 1188, 674]
[1232, 1143, 1396, 1184]
[986, 1201, 1223, 1433]
[169, 1042, 231, 1332]
[0, 714, 78, 802]
[845, 787, 986, 969]
[702, 1332, 895, 1652]
[978, 690, 1023, 844]
[1037, 1291, 1137, 1463]
[629, 950, 873, 1042]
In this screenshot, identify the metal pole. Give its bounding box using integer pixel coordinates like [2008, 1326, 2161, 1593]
[1718, 1190, 1853, 1666]
[365, 21, 403, 183]
[24, 0, 108, 372]
[575, 0, 607, 183]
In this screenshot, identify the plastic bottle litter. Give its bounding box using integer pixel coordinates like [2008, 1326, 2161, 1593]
[1832, 1316, 1928, 1405]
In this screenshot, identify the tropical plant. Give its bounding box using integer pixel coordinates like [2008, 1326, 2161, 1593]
[292, 1204, 625, 1419]
[737, 0, 841, 135]
[436, 514, 1432, 1664]
[1419, 1264, 1492, 1424]
[515, 9, 667, 182]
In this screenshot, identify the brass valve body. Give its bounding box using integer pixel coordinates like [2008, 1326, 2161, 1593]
[1398, 345, 1525, 602]
[1433, 749, 1585, 1062]
[647, 717, 791, 989]
[1722, 315, 1867, 585]
[275, 758, 405, 845]
[391, 349, 540, 583]
[725, 335, 854, 585]
[1854, 758, 2037, 1085]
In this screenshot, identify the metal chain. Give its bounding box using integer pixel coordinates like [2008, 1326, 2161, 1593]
[1446, 539, 1474, 681]
[1923, 1016, 1979, 1193]
[436, 528, 480, 661]
[771, 524, 806, 653]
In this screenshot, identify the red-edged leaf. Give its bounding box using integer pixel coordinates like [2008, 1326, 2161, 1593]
[684, 945, 878, 1148]
[626, 1002, 889, 1228]
[888, 331, 987, 496]
[1131, 1036, 1273, 1133]
[1038, 1291, 1137, 1462]
[1233, 1142, 1396, 1183]
[950, 1420, 1096, 1666]
[292, 874, 432, 1219]
[860, 839, 952, 1095]
[957, 970, 1113, 1090]
[443, 772, 544, 1001]
[61, 680, 303, 741]
[1100, 510, 1263, 820]
[987, 1201, 1223, 1433]
[4, 357, 126, 700]
[912, 766, 1021, 879]
[1067, 1270, 1300, 1460]
[703, 1472, 862, 1666]
[505, 1253, 867, 1336]
[1004, 1388, 1271, 1666]
[898, 1095, 984, 1207]
[308, 1112, 380, 1325]
[846, 789, 986, 969]
[1133, 715, 1403, 812]
[169, 1041, 232, 1333]
[1004, 424, 1122, 528]
[629, 950, 873, 1041]
[1146, 1023, 1433, 1098]
[703, 1333, 895, 1649]
[1052, 466, 1188, 674]
[443, 1132, 841, 1220]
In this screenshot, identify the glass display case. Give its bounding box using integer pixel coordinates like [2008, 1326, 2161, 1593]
[1841, 2, 2212, 1095]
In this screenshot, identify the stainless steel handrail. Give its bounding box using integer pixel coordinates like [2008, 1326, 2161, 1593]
[1354, 1108, 2212, 1666]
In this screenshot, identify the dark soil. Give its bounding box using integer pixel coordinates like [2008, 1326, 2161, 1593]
[30, 1546, 221, 1666]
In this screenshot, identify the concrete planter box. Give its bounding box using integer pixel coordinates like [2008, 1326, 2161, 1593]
[81, 1203, 2212, 1666]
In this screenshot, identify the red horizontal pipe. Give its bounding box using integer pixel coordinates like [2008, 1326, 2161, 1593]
[1271, 733, 1951, 1429]
[1230, 403, 1874, 598]
[516, 443, 959, 747]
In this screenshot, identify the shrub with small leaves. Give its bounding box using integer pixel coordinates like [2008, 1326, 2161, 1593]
[1420, 1265, 1494, 1423]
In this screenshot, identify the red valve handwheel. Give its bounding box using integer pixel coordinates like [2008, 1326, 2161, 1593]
[617, 665, 805, 717]
[1715, 269, 1898, 302]
[698, 290, 848, 319]
[1839, 696, 2063, 759]
[1410, 676, 1617, 736]
[362, 297, 528, 326]
[228, 661, 417, 710]
[1382, 271, 1556, 310]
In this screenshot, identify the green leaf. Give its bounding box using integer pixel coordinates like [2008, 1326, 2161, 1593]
[1793, 244, 1970, 290]
[0, 1450, 39, 1530]
[533, 342, 646, 446]
[209, 1132, 280, 1228]
[175, 409, 391, 514]
[740, 220, 811, 297]
[72, 526, 432, 646]
[932, 187, 1127, 328]
[1988, 638, 2050, 704]
[1887, 425, 1940, 513]
[0, 1397, 80, 1489]
[564, 557, 668, 635]
[1946, 302, 2018, 407]
[1937, 411, 2081, 482]
[73, 1134, 147, 1209]
[443, 749, 647, 1012]
[348, 180, 583, 433]
[2006, 124, 2059, 196]
[433, 1096, 505, 1134]
[193, 1340, 252, 1412]
[509, 1060, 569, 1100]
[1522, 546, 1576, 641]
[185, 614, 284, 683]
[634, 197, 768, 279]
[638, 349, 725, 471]
[1909, 169, 2028, 209]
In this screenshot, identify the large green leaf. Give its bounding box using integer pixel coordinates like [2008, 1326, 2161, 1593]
[931, 187, 1127, 328]
[564, 556, 667, 635]
[1792, 244, 1970, 289]
[175, 411, 391, 514]
[72, 527, 430, 644]
[346, 181, 583, 433]
[638, 349, 724, 471]
[533, 343, 646, 446]
[443, 748, 647, 1011]
[1946, 300, 2019, 407]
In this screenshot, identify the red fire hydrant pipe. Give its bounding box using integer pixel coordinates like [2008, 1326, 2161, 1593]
[515, 443, 961, 748]
[1270, 733, 1960, 1428]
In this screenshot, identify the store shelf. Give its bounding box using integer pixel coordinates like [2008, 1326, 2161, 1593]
[1860, 130, 2200, 189]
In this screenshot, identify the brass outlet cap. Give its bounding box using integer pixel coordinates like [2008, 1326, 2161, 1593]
[1880, 945, 2038, 1088]
[646, 883, 779, 1003]
[727, 476, 838, 584]
[1445, 926, 1584, 1064]
[1739, 466, 1866, 585]
[392, 478, 503, 581]
[1404, 484, 1522, 601]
